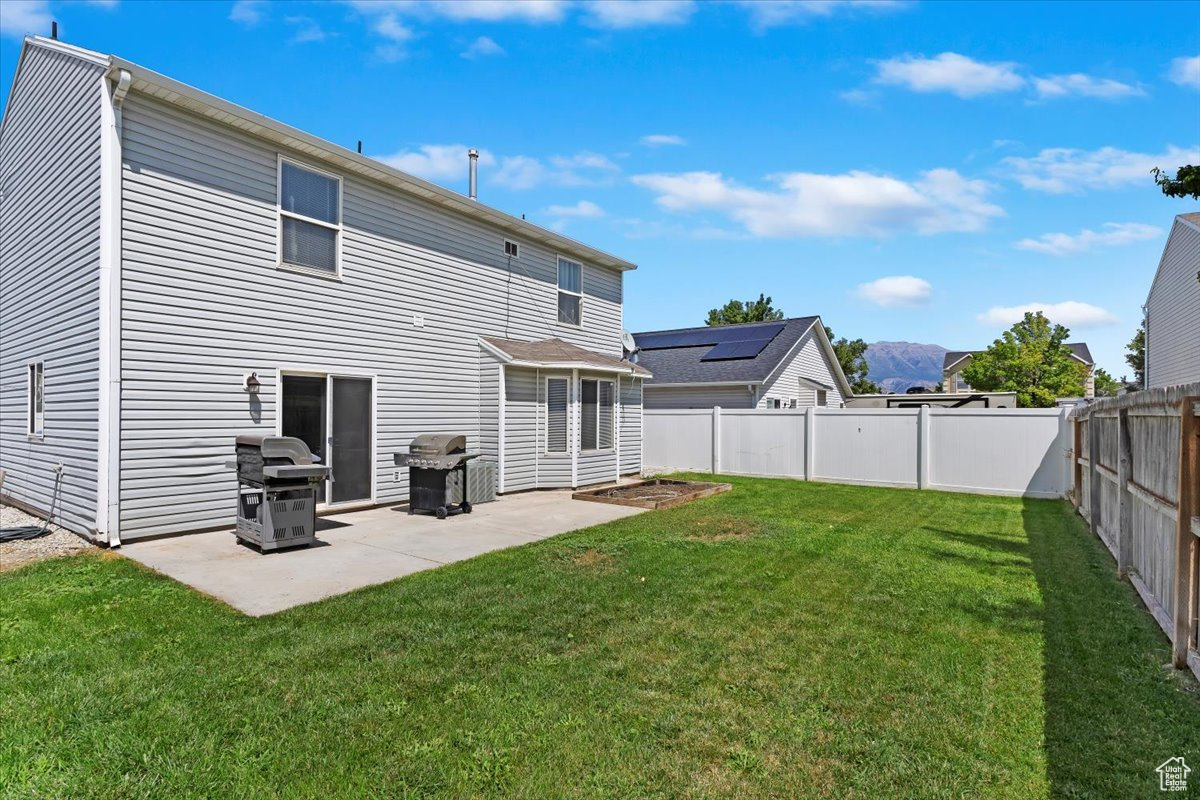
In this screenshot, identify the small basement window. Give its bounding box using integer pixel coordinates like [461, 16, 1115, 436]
[504, 239, 520, 258]
[279, 158, 341, 274]
[580, 379, 614, 451]
[545, 378, 568, 453]
[557, 257, 582, 326]
[27, 362, 44, 436]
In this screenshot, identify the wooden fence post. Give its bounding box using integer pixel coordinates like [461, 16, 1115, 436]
[1072, 416, 1083, 511]
[1088, 413, 1101, 534]
[1117, 408, 1133, 576]
[711, 406, 722, 475]
[1173, 398, 1199, 668]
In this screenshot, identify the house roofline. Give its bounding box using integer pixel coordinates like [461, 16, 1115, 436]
[12, 36, 637, 274]
[1145, 214, 1199, 307]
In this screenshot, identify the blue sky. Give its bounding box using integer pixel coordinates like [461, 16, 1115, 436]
[2, 1, 1198, 377]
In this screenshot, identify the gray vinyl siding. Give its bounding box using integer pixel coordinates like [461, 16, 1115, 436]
[0, 46, 104, 535]
[535, 373, 574, 488]
[644, 384, 755, 410]
[1146, 219, 1200, 388]
[618, 377, 642, 475]
[117, 93, 625, 538]
[502, 367, 538, 492]
[758, 328, 845, 408]
[479, 349, 501, 468]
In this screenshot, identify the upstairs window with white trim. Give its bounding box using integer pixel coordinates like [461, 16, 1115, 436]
[557, 257, 582, 326]
[279, 159, 341, 274]
[545, 378, 569, 453]
[580, 379, 614, 451]
[504, 239, 520, 258]
[27, 362, 44, 437]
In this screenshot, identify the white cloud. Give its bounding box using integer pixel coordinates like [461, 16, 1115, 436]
[977, 301, 1118, 328]
[741, 0, 908, 30]
[1004, 144, 1200, 193]
[1, 0, 51, 38]
[855, 276, 932, 307]
[640, 134, 686, 147]
[229, 0, 265, 26]
[461, 35, 504, 59]
[631, 167, 1002, 237]
[1033, 73, 1144, 100]
[286, 16, 329, 43]
[349, 0, 568, 23]
[1167, 55, 1200, 89]
[873, 52, 1025, 97]
[375, 145, 496, 182]
[1014, 222, 1162, 256]
[373, 13, 415, 41]
[492, 155, 548, 190]
[582, 0, 695, 29]
[545, 200, 605, 218]
[550, 152, 619, 171]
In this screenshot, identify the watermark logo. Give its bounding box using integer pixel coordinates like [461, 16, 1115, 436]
[1157, 757, 1190, 792]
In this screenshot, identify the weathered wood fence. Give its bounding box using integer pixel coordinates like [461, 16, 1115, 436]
[1072, 383, 1200, 680]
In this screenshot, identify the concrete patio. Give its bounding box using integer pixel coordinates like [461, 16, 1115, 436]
[121, 490, 645, 616]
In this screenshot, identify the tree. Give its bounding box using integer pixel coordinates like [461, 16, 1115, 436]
[960, 311, 1088, 407]
[706, 294, 784, 326]
[1093, 368, 1121, 398]
[1125, 323, 1146, 387]
[824, 326, 879, 395]
[1151, 165, 1200, 200]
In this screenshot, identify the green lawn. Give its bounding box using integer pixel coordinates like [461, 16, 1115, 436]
[2, 478, 1197, 799]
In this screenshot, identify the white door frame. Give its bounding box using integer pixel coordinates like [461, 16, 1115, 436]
[275, 366, 378, 511]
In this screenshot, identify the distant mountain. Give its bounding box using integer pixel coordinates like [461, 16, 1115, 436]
[865, 341, 948, 394]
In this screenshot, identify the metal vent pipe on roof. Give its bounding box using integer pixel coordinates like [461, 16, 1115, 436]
[468, 148, 479, 200]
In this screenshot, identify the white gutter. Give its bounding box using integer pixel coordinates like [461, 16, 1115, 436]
[95, 67, 131, 548]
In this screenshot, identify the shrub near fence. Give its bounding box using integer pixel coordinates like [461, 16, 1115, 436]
[643, 406, 1073, 500]
[1072, 383, 1200, 680]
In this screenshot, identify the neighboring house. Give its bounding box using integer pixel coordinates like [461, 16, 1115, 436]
[0, 37, 647, 545]
[632, 317, 852, 410]
[1145, 212, 1200, 389]
[943, 343, 1095, 398]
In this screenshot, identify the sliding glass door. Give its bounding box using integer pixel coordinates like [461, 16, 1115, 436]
[280, 372, 373, 506]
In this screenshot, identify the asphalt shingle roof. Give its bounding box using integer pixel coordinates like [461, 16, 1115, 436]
[632, 317, 820, 385]
[483, 337, 651, 376]
[943, 342, 1093, 370]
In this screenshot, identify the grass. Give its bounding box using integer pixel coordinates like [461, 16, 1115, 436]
[2, 476, 1198, 798]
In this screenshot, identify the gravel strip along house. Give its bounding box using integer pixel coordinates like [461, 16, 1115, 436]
[0, 36, 648, 545]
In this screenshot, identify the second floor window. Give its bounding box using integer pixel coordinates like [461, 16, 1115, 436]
[279, 159, 341, 274]
[557, 257, 582, 326]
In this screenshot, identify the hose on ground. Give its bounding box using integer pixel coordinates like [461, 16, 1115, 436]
[0, 469, 62, 543]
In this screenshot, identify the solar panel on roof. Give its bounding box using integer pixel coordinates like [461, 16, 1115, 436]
[636, 322, 785, 351]
[700, 338, 773, 361]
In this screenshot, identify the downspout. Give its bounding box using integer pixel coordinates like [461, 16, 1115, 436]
[96, 68, 131, 547]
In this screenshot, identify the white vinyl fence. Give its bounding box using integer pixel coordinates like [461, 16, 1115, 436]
[644, 406, 1073, 499]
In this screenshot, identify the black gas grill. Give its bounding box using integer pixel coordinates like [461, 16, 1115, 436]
[234, 435, 330, 551]
[395, 434, 479, 519]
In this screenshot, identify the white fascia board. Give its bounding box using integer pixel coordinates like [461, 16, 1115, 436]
[646, 381, 762, 388]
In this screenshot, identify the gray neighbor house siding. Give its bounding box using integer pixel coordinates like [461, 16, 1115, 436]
[1145, 213, 1200, 389]
[0, 37, 644, 543]
[0, 44, 106, 535]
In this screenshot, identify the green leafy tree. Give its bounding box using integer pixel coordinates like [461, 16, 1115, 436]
[961, 312, 1088, 407]
[1093, 368, 1121, 398]
[706, 294, 784, 326]
[1151, 165, 1200, 200]
[1125, 323, 1145, 386]
[824, 326, 879, 395]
